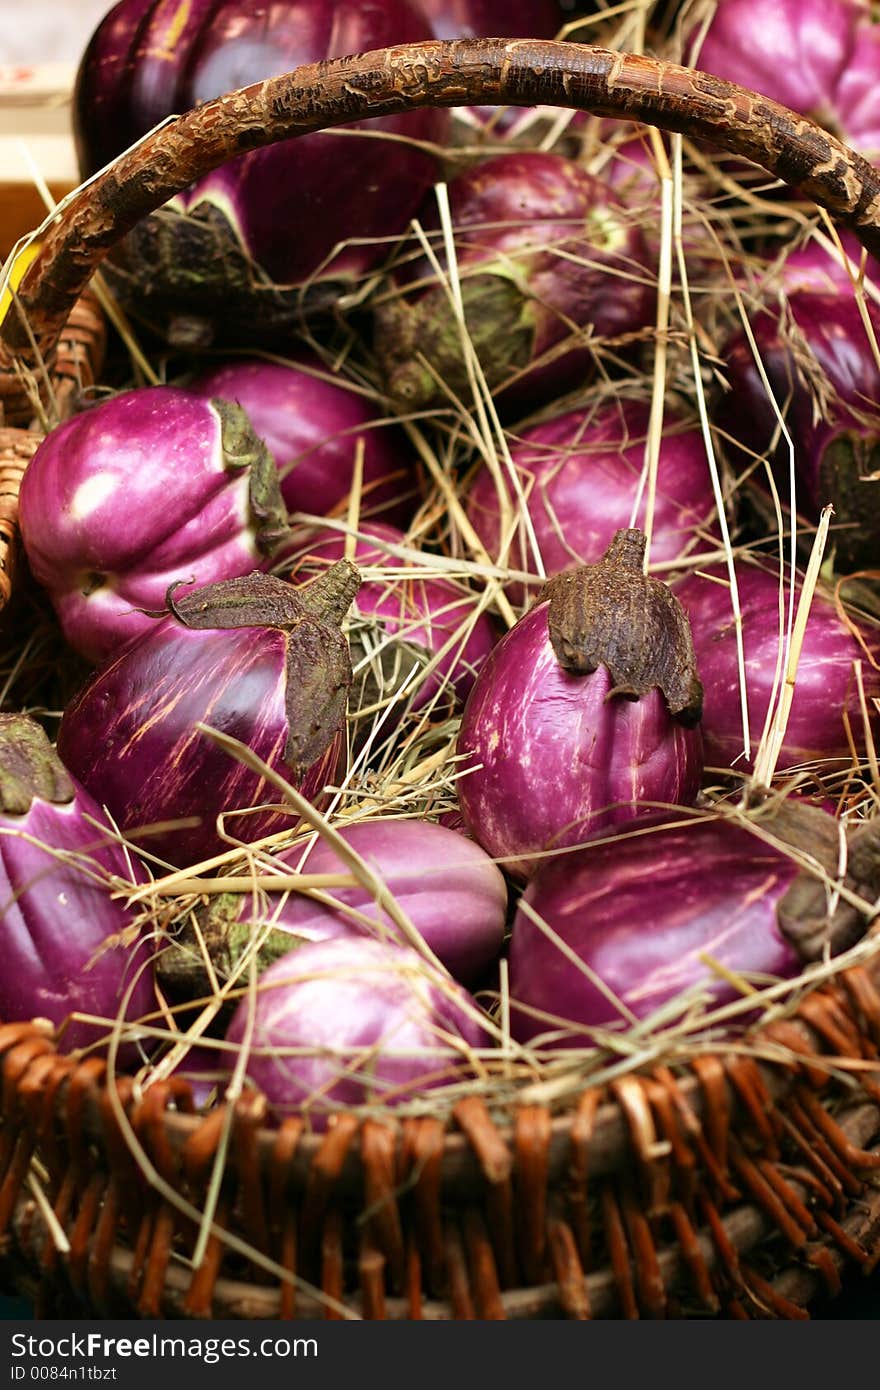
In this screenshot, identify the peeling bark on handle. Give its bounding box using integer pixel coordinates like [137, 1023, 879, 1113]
[4, 38, 880, 370]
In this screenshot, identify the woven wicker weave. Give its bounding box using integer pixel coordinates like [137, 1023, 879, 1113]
[1, 38, 880, 1320]
[3, 958, 880, 1319]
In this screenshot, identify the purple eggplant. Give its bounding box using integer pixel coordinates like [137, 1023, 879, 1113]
[509, 801, 880, 1044]
[159, 817, 508, 994]
[189, 357, 417, 527]
[598, 127, 723, 286]
[716, 290, 880, 572]
[690, 0, 880, 166]
[224, 936, 488, 1125]
[456, 529, 704, 879]
[73, 0, 448, 347]
[375, 151, 656, 414]
[600, 129, 662, 202]
[780, 232, 880, 296]
[466, 399, 720, 604]
[19, 387, 287, 664]
[56, 566, 359, 868]
[675, 560, 880, 773]
[281, 521, 497, 721]
[0, 715, 155, 1053]
[415, 0, 560, 39]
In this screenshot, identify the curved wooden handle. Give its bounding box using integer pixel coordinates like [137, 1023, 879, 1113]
[3, 37, 880, 369]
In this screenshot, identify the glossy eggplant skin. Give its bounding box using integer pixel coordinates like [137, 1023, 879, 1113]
[716, 291, 880, 571]
[508, 815, 803, 1045]
[224, 936, 487, 1126]
[675, 561, 880, 774]
[73, 0, 448, 340]
[0, 716, 155, 1054]
[456, 601, 703, 880]
[189, 357, 417, 526]
[248, 817, 508, 983]
[0, 792, 155, 1051]
[466, 400, 719, 604]
[416, 0, 560, 40]
[780, 233, 880, 296]
[56, 572, 354, 869]
[691, 0, 880, 165]
[19, 387, 286, 664]
[375, 151, 656, 414]
[281, 521, 497, 713]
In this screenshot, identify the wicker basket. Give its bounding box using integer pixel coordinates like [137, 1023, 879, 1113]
[2, 37, 880, 1321]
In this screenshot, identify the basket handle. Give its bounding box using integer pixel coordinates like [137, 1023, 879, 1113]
[2, 36, 880, 371]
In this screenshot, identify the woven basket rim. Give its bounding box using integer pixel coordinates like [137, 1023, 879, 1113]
[4, 933, 880, 1176]
[6, 1122, 880, 1319]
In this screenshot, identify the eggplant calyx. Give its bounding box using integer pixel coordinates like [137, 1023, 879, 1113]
[774, 804, 880, 961]
[157, 895, 304, 999]
[375, 271, 534, 413]
[0, 715, 75, 814]
[105, 206, 343, 350]
[537, 528, 704, 725]
[297, 561, 363, 629]
[213, 397, 288, 555]
[169, 565, 359, 774]
[168, 563, 360, 634]
[347, 616, 435, 730]
[818, 428, 880, 573]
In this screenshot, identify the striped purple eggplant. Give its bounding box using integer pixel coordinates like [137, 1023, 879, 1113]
[281, 521, 497, 725]
[690, 0, 880, 165]
[780, 232, 880, 296]
[56, 566, 359, 868]
[188, 356, 417, 527]
[224, 936, 488, 1126]
[0, 715, 155, 1053]
[509, 802, 880, 1044]
[73, 0, 448, 347]
[416, 0, 560, 39]
[715, 290, 880, 572]
[466, 399, 719, 604]
[159, 817, 508, 995]
[19, 387, 287, 663]
[601, 129, 661, 202]
[674, 560, 880, 773]
[375, 151, 656, 414]
[456, 530, 704, 878]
